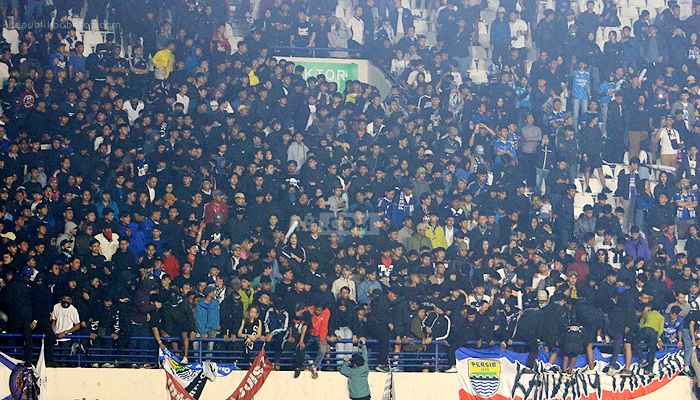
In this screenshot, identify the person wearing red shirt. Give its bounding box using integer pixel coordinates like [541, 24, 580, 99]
[202, 189, 229, 225]
[162, 247, 180, 279]
[308, 303, 331, 378]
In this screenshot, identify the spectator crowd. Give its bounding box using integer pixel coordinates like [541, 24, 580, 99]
[0, 0, 697, 388]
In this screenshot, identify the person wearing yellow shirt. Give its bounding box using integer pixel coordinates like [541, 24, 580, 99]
[632, 302, 665, 376]
[152, 42, 176, 81]
[425, 213, 447, 250]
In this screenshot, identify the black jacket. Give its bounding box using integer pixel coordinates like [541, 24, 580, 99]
[220, 296, 243, 336]
[678, 156, 700, 185]
[368, 293, 392, 328]
[535, 143, 556, 170]
[615, 169, 643, 200]
[596, 281, 618, 314]
[540, 302, 569, 343]
[31, 284, 54, 323]
[423, 311, 451, 341]
[513, 307, 543, 341]
[389, 8, 414, 34]
[89, 305, 121, 336]
[647, 203, 675, 231]
[2, 279, 32, 321]
[606, 101, 627, 136]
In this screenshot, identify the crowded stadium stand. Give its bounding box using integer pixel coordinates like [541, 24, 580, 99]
[0, 0, 697, 396]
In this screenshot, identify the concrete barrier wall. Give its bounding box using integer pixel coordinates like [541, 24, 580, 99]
[45, 368, 696, 400]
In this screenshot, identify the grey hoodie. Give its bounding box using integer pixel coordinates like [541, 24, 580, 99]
[55, 221, 77, 251]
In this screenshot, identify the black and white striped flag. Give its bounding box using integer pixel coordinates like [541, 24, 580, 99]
[382, 366, 395, 400]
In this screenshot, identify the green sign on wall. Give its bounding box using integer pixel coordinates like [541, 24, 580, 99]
[288, 58, 364, 91]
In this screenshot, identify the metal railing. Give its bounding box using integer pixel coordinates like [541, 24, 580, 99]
[0, 334, 679, 371]
[268, 45, 369, 59]
[0, 334, 449, 371]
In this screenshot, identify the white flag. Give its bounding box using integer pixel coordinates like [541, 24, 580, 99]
[35, 340, 47, 400]
[381, 368, 395, 400]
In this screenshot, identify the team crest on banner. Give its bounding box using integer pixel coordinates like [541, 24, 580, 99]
[456, 347, 687, 400]
[467, 359, 501, 397]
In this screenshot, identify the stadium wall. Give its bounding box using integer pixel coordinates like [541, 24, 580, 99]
[44, 368, 696, 400]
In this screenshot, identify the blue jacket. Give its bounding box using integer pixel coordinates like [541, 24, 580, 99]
[96, 200, 119, 219]
[195, 299, 220, 335]
[357, 280, 382, 305]
[625, 237, 651, 261]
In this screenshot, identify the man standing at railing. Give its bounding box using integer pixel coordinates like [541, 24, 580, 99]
[2, 266, 35, 364]
[50, 293, 81, 350]
[340, 338, 370, 400]
[308, 302, 331, 378]
[30, 273, 55, 366]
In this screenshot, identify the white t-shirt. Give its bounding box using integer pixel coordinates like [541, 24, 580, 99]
[51, 303, 80, 341]
[123, 100, 145, 126]
[509, 19, 528, 49]
[348, 16, 365, 44]
[175, 94, 190, 114]
[658, 127, 681, 155]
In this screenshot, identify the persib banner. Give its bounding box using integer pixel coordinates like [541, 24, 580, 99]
[282, 57, 369, 91]
[457, 347, 685, 400]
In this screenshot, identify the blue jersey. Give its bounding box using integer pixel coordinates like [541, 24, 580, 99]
[663, 316, 683, 343]
[598, 81, 617, 105]
[493, 139, 517, 164]
[572, 70, 591, 100]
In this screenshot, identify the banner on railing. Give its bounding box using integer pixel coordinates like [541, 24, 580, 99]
[457, 347, 685, 400]
[226, 349, 273, 400]
[162, 349, 219, 400]
[0, 350, 41, 399]
[159, 348, 238, 377]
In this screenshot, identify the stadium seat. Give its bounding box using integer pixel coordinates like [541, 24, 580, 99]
[605, 177, 618, 193]
[413, 20, 429, 35]
[477, 21, 489, 47]
[602, 165, 614, 179]
[623, 150, 649, 165]
[70, 16, 85, 32]
[619, 5, 639, 19]
[481, 10, 496, 24]
[680, 3, 692, 17]
[646, 7, 657, 20]
[647, 0, 666, 10]
[613, 163, 626, 178]
[596, 37, 605, 49]
[574, 193, 595, 208]
[628, 0, 647, 8]
[2, 28, 19, 54]
[82, 31, 104, 51]
[472, 46, 488, 63]
[587, 178, 604, 194]
[469, 69, 488, 84]
[639, 150, 649, 164]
